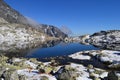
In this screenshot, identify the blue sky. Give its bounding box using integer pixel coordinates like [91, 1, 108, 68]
[5, 0, 120, 35]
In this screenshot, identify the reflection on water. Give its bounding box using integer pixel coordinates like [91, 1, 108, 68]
[0, 39, 99, 58]
[26, 42, 99, 58]
[0, 40, 61, 58]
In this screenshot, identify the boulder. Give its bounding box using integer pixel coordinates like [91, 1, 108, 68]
[55, 66, 78, 80]
[90, 30, 120, 50]
[18, 75, 27, 80]
[1, 69, 16, 80]
[108, 71, 120, 80]
[10, 71, 19, 80]
[0, 66, 6, 77]
[40, 76, 49, 80]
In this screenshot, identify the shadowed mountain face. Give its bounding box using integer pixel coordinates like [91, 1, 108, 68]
[40, 24, 68, 38]
[0, 0, 67, 38]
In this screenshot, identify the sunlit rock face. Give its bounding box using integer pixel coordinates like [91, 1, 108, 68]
[0, 0, 67, 39]
[90, 30, 120, 50]
[0, 0, 47, 45]
[0, 0, 67, 56]
[40, 24, 68, 39]
[72, 34, 90, 45]
[0, 0, 28, 24]
[0, 22, 47, 48]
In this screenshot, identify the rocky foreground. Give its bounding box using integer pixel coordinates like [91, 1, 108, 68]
[0, 50, 120, 80]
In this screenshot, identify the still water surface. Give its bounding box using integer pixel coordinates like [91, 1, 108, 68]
[26, 42, 99, 58]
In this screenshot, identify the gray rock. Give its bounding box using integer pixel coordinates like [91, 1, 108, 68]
[57, 70, 77, 80]
[90, 30, 120, 50]
[2, 69, 16, 80]
[0, 0, 67, 39]
[18, 75, 27, 80]
[0, 0, 28, 24]
[40, 76, 49, 80]
[108, 71, 120, 80]
[56, 66, 78, 80]
[0, 66, 6, 77]
[40, 24, 67, 38]
[10, 71, 19, 80]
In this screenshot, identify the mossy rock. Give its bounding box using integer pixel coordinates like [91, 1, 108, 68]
[13, 61, 27, 68]
[107, 71, 120, 80]
[94, 70, 101, 74]
[18, 74, 27, 80]
[29, 58, 38, 63]
[94, 77, 101, 80]
[0, 55, 8, 65]
[87, 64, 94, 69]
[50, 59, 59, 66]
[39, 69, 45, 74]
[65, 65, 76, 71]
[89, 73, 96, 79]
[10, 71, 19, 80]
[50, 59, 55, 63]
[2, 69, 16, 80]
[0, 66, 6, 77]
[57, 70, 78, 80]
[44, 66, 53, 74]
[40, 76, 49, 80]
[36, 63, 44, 69]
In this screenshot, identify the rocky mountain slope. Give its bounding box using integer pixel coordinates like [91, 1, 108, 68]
[0, 16, 46, 53]
[40, 24, 67, 38]
[90, 30, 120, 50]
[0, 0, 28, 24]
[0, 0, 67, 39]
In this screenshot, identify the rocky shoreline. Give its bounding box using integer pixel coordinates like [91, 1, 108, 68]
[1, 49, 120, 80]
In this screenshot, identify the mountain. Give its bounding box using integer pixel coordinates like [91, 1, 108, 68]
[0, 0, 28, 24]
[90, 30, 120, 50]
[0, 0, 68, 53]
[0, 0, 67, 39]
[40, 24, 67, 38]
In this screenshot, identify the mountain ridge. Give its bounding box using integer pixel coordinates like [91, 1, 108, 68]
[0, 0, 67, 38]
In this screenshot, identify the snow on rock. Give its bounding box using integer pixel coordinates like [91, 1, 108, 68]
[108, 61, 120, 68]
[90, 30, 120, 50]
[13, 58, 22, 62]
[69, 52, 91, 60]
[0, 23, 47, 51]
[17, 69, 57, 80]
[40, 74, 57, 80]
[83, 50, 120, 69]
[43, 62, 51, 66]
[99, 50, 120, 63]
[70, 63, 92, 80]
[89, 50, 100, 56]
[17, 69, 38, 77]
[99, 72, 108, 78]
[41, 35, 45, 42]
[76, 77, 92, 80]
[25, 61, 37, 69]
